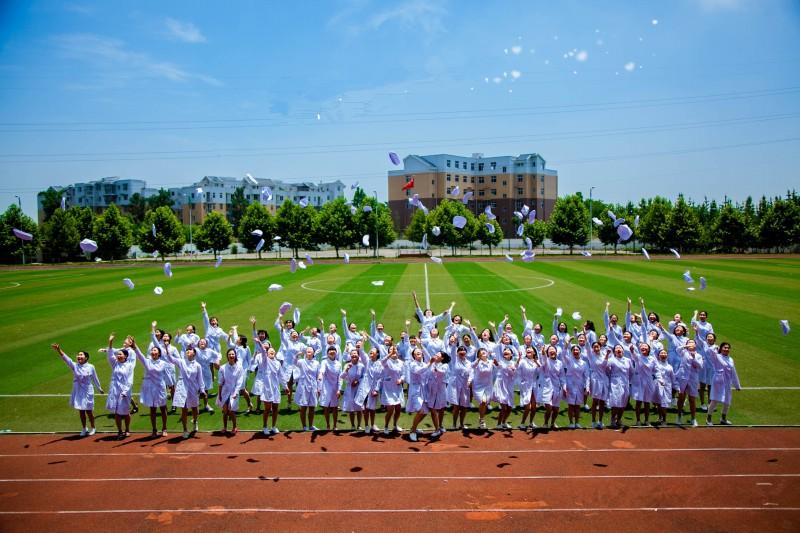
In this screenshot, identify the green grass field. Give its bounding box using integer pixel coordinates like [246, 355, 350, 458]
[0, 256, 798, 433]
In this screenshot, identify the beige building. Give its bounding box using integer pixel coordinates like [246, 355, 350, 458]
[388, 153, 558, 236]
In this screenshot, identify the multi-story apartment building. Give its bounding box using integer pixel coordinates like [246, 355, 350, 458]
[39, 176, 345, 225]
[37, 177, 156, 223]
[387, 153, 558, 236]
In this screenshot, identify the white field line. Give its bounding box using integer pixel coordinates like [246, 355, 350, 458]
[0, 507, 798, 516]
[424, 263, 430, 309]
[1, 447, 798, 458]
[1, 473, 798, 483]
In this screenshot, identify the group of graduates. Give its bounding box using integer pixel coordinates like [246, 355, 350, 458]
[54, 292, 742, 442]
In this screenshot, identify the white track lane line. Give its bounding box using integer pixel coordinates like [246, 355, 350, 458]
[0, 507, 798, 516]
[1, 473, 798, 483]
[1, 447, 798, 458]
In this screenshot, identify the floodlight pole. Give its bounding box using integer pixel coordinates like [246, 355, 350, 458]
[15, 195, 25, 265]
[589, 186, 595, 253]
[373, 190, 379, 259]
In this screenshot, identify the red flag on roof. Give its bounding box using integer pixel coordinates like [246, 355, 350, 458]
[401, 177, 415, 191]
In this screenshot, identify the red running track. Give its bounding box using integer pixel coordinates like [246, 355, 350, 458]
[0, 428, 798, 532]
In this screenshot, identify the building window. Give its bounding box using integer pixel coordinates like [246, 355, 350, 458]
[455, 176, 460, 182]
[490, 189, 497, 195]
[446, 174, 451, 181]
[540, 175, 545, 182]
[515, 161, 524, 167]
[405, 175, 411, 182]
[478, 163, 484, 171]
[502, 194, 507, 198]
[502, 180, 506, 186]
[470, 163, 475, 170]
[478, 177, 485, 184]
[540, 187, 545, 194]
[491, 176, 497, 183]
[517, 175, 523, 182]
[478, 190, 485, 197]
[471, 177, 475, 183]
[502, 166, 507, 173]
[446, 160, 451, 167]
[517, 188, 523, 195]
[431, 180, 435, 185]
[455, 161, 460, 169]
[490, 162, 496, 170]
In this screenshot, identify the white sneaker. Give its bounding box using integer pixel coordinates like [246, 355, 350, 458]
[568, 423, 576, 429]
[431, 429, 441, 438]
[529, 422, 538, 429]
[575, 423, 583, 429]
[700, 404, 708, 412]
[495, 424, 504, 430]
[691, 419, 698, 427]
[365, 427, 372, 434]
[504, 423, 513, 429]
[720, 419, 733, 426]
[88, 428, 96, 436]
[383, 428, 390, 435]
[440, 426, 447, 433]
[372, 425, 380, 433]
[193, 420, 199, 432]
[706, 418, 713, 426]
[462, 424, 469, 429]
[395, 426, 404, 432]
[479, 420, 487, 429]
[303, 426, 310, 431]
[271, 427, 281, 435]
[309, 425, 319, 431]
[597, 422, 604, 429]
[583, 404, 591, 412]
[518, 424, 527, 430]
[409, 432, 418, 442]
[79, 428, 88, 437]
[263, 427, 270, 435]
[676, 416, 683, 425]
[183, 431, 190, 439]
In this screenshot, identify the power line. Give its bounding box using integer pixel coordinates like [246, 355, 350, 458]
[0, 86, 797, 133]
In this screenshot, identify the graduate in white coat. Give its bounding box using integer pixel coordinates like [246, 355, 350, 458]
[606, 345, 633, 428]
[703, 341, 742, 425]
[340, 348, 365, 431]
[471, 348, 494, 429]
[194, 338, 220, 413]
[630, 343, 658, 426]
[603, 302, 624, 347]
[252, 340, 282, 435]
[355, 347, 383, 433]
[561, 342, 590, 429]
[294, 347, 321, 431]
[217, 348, 243, 435]
[104, 334, 134, 438]
[408, 352, 449, 441]
[318, 347, 342, 431]
[674, 339, 704, 426]
[586, 342, 611, 429]
[52, 342, 103, 436]
[412, 291, 454, 340]
[539, 345, 565, 429]
[448, 346, 473, 430]
[165, 344, 205, 439]
[653, 349, 677, 425]
[134, 340, 169, 437]
[492, 347, 518, 429]
[692, 309, 715, 409]
[516, 346, 542, 429]
[380, 346, 406, 435]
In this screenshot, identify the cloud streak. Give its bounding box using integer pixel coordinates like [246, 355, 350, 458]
[164, 17, 207, 43]
[53, 33, 220, 85]
[329, 0, 447, 36]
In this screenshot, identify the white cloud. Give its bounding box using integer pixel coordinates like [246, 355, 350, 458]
[329, 0, 447, 35]
[164, 17, 206, 43]
[53, 33, 220, 85]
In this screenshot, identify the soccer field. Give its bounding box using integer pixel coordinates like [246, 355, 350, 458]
[0, 256, 798, 432]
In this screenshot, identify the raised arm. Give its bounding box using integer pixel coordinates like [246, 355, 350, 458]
[603, 302, 611, 332]
[52, 343, 76, 372]
[201, 301, 211, 335]
[106, 333, 116, 366]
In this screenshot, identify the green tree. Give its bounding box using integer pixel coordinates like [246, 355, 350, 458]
[404, 208, 428, 244]
[229, 186, 249, 228]
[522, 219, 548, 249]
[665, 195, 700, 252]
[147, 188, 174, 210]
[37, 187, 64, 222]
[0, 204, 39, 264]
[354, 197, 397, 256]
[547, 194, 589, 253]
[316, 197, 356, 257]
[713, 203, 747, 252]
[41, 208, 79, 263]
[638, 197, 672, 250]
[93, 204, 133, 260]
[194, 211, 233, 259]
[425, 200, 475, 254]
[275, 200, 318, 258]
[138, 206, 185, 260]
[238, 202, 275, 259]
[476, 214, 503, 254]
[351, 187, 367, 208]
[70, 206, 95, 240]
[760, 198, 800, 251]
[741, 196, 759, 250]
[128, 193, 148, 224]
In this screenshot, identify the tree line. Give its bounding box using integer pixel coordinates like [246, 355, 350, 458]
[1, 188, 797, 264]
[1, 187, 396, 263]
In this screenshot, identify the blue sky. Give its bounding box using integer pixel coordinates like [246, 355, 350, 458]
[1, 0, 799, 219]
